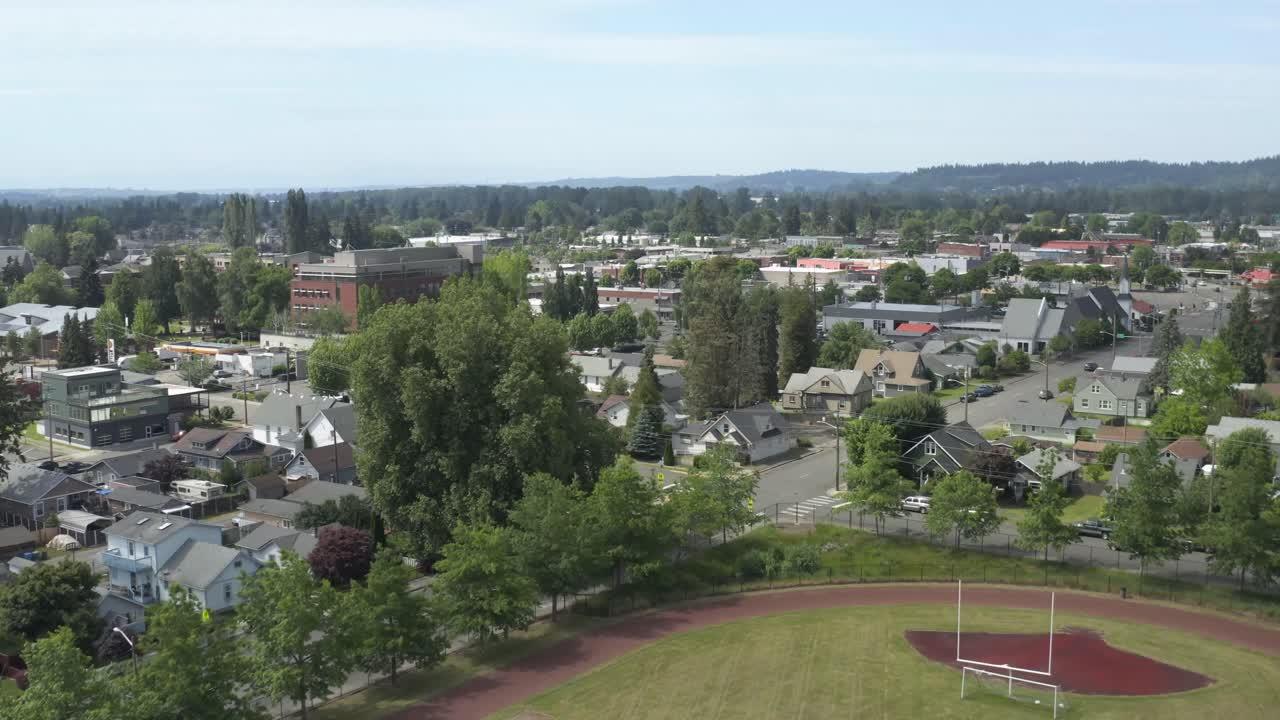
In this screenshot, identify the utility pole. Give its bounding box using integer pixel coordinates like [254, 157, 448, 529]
[47, 401, 53, 462]
[285, 348, 291, 393]
[241, 380, 249, 424]
[834, 415, 841, 492]
[963, 366, 970, 424]
[1112, 310, 1118, 365]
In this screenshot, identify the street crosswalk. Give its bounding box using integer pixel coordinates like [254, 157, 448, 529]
[784, 494, 845, 518]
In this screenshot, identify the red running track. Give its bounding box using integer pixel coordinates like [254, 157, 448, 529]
[391, 585, 1280, 720]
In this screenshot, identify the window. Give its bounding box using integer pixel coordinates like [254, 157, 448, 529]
[924, 441, 936, 456]
[820, 380, 829, 387]
[127, 541, 135, 556]
[1099, 399, 1113, 410]
[224, 583, 232, 603]
[1090, 384, 1102, 393]
[1080, 398, 1089, 408]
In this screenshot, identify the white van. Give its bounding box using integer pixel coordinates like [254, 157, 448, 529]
[901, 496, 931, 513]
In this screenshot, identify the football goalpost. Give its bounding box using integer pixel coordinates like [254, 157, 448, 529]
[955, 580, 1065, 717]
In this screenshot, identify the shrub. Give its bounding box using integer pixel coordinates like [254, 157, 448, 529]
[738, 549, 769, 579]
[785, 543, 822, 576]
[1058, 377, 1077, 394]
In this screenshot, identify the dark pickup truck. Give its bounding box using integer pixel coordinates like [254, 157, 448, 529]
[1072, 518, 1113, 539]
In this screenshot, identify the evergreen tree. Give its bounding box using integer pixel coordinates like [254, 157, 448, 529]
[778, 286, 818, 385]
[56, 314, 79, 368]
[77, 315, 97, 365]
[628, 349, 663, 429]
[628, 405, 664, 459]
[284, 189, 310, 254]
[25, 324, 43, 358]
[582, 266, 599, 316]
[1223, 285, 1266, 383]
[142, 246, 182, 333]
[76, 257, 103, 307]
[1147, 315, 1183, 393]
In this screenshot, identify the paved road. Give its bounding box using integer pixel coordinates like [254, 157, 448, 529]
[755, 445, 841, 510]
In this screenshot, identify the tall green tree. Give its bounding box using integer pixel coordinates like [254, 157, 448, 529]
[92, 301, 126, 351]
[348, 548, 448, 685]
[611, 302, 638, 343]
[222, 194, 258, 248]
[924, 470, 1000, 547]
[22, 224, 67, 267]
[351, 280, 619, 558]
[218, 247, 261, 332]
[638, 307, 659, 339]
[10, 262, 71, 305]
[0, 560, 100, 650]
[142, 246, 182, 332]
[817, 321, 879, 369]
[177, 250, 219, 331]
[1168, 337, 1242, 410]
[670, 445, 759, 543]
[1015, 451, 1078, 561]
[4, 329, 21, 361]
[285, 189, 310, 254]
[70, 215, 115, 257]
[238, 552, 349, 720]
[778, 286, 818, 385]
[0, 627, 115, 720]
[1222, 285, 1266, 383]
[435, 523, 539, 642]
[684, 259, 778, 415]
[481, 249, 531, 303]
[509, 473, 601, 617]
[589, 456, 674, 586]
[1106, 441, 1185, 576]
[861, 393, 947, 443]
[356, 285, 383, 328]
[104, 269, 139, 320]
[76, 257, 104, 307]
[1200, 429, 1280, 588]
[838, 420, 913, 533]
[128, 587, 263, 720]
[1147, 315, 1183, 393]
[130, 299, 161, 348]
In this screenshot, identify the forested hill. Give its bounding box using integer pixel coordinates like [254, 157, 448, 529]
[534, 169, 901, 193]
[893, 157, 1280, 192]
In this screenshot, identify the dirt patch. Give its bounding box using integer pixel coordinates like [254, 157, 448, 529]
[905, 629, 1214, 695]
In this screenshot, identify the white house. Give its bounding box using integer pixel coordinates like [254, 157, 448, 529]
[300, 404, 356, 448]
[570, 354, 623, 393]
[99, 511, 259, 624]
[251, 393, 345, 450]
[235, 523, 320, 566]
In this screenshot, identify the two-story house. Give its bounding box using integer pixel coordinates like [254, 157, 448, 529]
[251, 393, 344, 451]
[1072, 374, 1153, 419]
[235, 524, 319, 566]
[570, 354, 623, 394]
[81, 448, 172, 486]
[671, 403, 795, 463]
[853, 349, 932, 397]
[902, 422, 991, 487]
[781, 367, 874, 415]
[0, 464, 96, 530]
[172, 428, 292, 473]
[100, 511, 260, 625]
[282, 443, 358, 485]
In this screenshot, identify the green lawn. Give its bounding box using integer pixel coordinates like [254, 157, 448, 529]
[489, 604, 1280, 720]
[21, 422, 78, 453]
[313, 617, 602, 720]
[1000, 494, 1106, 526]
[0, 679, 20, 701]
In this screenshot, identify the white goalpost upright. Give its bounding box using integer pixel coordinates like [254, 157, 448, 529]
[955, 581, 1065, 717]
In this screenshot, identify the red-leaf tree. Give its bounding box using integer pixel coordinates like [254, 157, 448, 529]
[307, 526, 372, 588]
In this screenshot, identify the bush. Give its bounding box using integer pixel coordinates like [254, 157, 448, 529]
[737, 549, 769, 579]
[1058, 377, 1077, 394]
[785, 543, 822, 576]
[1098, 443, 1123, 466]
[796, 437, 813, 448]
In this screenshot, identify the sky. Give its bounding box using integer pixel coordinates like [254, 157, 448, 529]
[2, 0, 1278, 190]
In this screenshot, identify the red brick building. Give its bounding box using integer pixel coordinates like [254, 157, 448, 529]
[290, 245, 481, 328]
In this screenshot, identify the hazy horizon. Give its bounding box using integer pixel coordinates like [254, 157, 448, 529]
[4, 0, 1279, 189]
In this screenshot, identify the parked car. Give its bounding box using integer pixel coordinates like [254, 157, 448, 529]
[959, 392, 978, 403]
[59, 461, 90, 475]
[37, 460, 58, 471]
[990, 383, 1004, 392]
[1037, 388, 1054, 400]
[901, 496, 931, 514]
[1073, 518, 1113, 539]
[974, 386, 994, 397]
[1083, 362, 1099, 372]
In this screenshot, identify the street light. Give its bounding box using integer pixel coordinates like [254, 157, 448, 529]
[816, 415, 843, 491]
[944, 366, 971, 423]
[1029, 358, 1052, 400]
[113, 626, 139, 678]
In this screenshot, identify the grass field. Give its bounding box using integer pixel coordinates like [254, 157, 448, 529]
[488, 604, 1280, 720]
[1000, 495, 1106, 526]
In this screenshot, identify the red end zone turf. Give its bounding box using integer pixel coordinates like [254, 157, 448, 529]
[905, 629, 1213, 695]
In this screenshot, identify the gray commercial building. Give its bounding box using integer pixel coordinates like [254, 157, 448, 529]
[41, 366, 207, 448]
[822, 301, 989, 335]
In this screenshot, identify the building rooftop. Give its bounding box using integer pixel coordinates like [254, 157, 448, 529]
[105, 511, 216, 543]
[160, 540, 254, 590]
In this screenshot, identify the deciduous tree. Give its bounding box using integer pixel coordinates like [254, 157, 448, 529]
[509, 473, 601, 617]
[1106, 441, 1184, 576]
[348, 548, 447, 685]
[177, 250, 219, 331]
[435, 523, 538, 642]
[238, 552, 348, 720]
[0, 560, 100, 650]
[0, 627, 114, 720]
[308, 525, 373, 588]
[839, 420, 913, 533]
[924, 470, 1000, 547]
[1015, 452, 1077, 561]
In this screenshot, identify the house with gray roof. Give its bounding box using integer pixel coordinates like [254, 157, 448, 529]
[1072, 373, 1153, 419]
[902, 422, 991, 486]
[159, 539, 259, 613]
[1000, 297, 1082, 355]
[101, 486, 189, 516]
[0, 463, 96, 530]
[172, 428, 291, 473]
[99, 511, 229, 620]
[1005, 401, 1098, 444]
[0, 303, 99, 358]
[672, 402, 794, 463]
[1109, 356, 1158, 376]
[283, 443, 358, 485]
[0, 246, 34, 274]
[781, 367, 873, 415]
[252, 393, 344, 451]
[237, 498, 305, 529]
[236, 523, 319, 565]
[301, 403, 357, 449]
[822, 301, 988, 335]
[1016, 448, 1083, 491]
[82, 448, 173, 485]
[570, 354, 624, 393]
